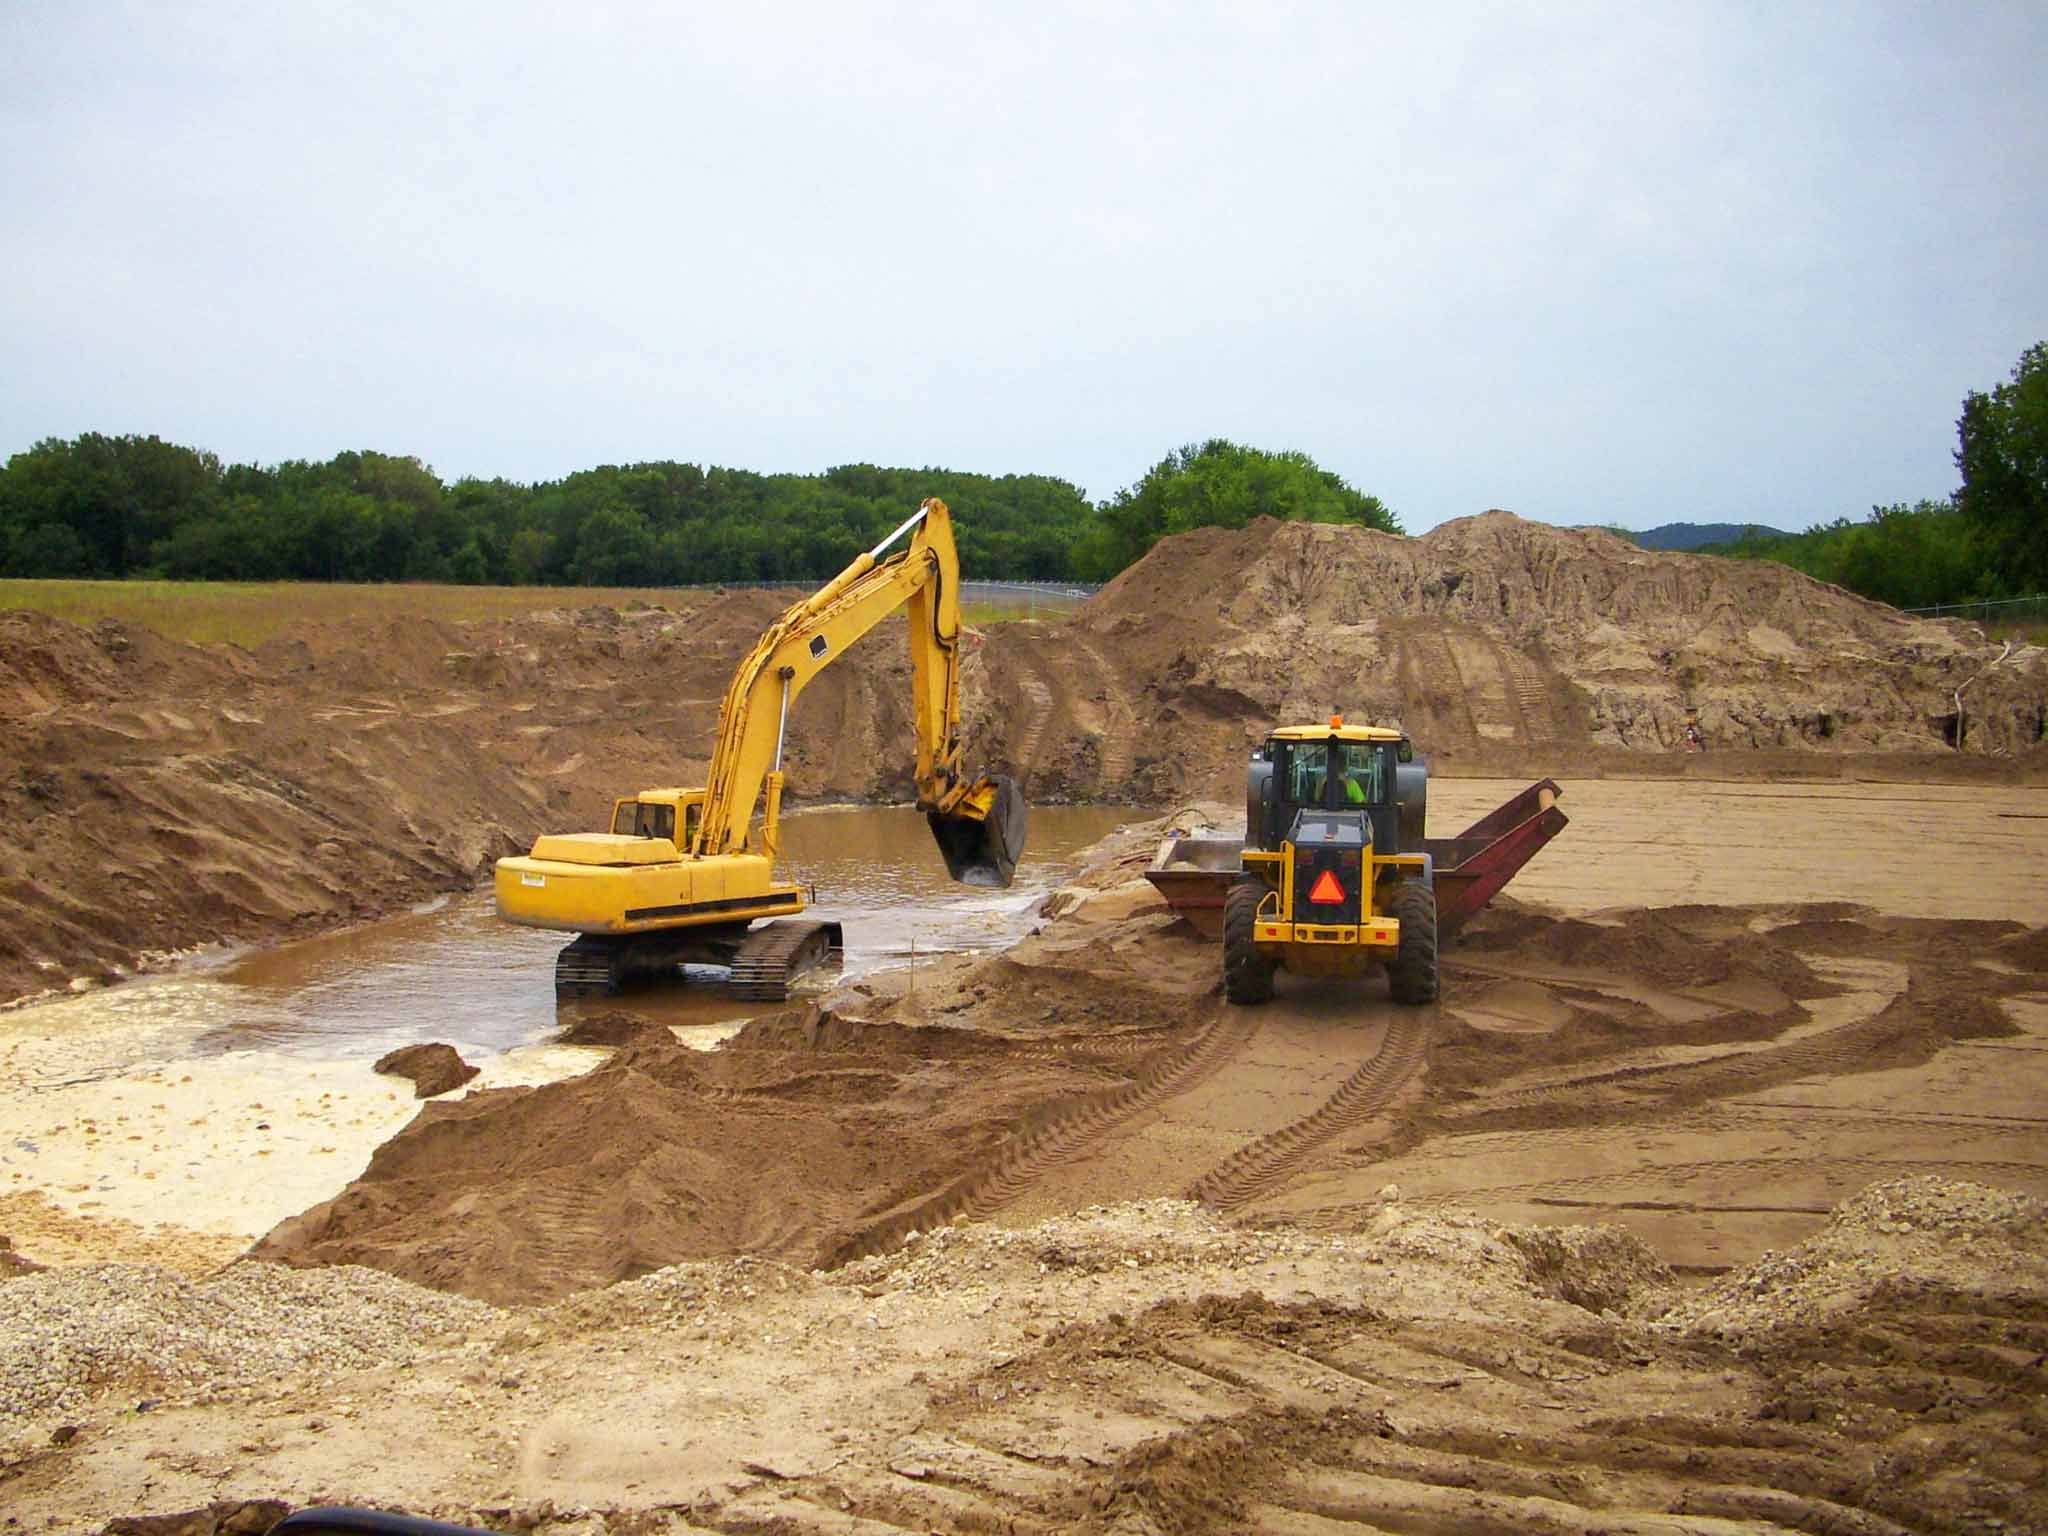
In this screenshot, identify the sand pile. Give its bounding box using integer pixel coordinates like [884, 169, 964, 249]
[973, 511, 2046, 799]
[250, 1011, 1119, 1303]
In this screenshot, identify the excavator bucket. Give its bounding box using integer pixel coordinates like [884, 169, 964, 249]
[929, 774, 1029, 888]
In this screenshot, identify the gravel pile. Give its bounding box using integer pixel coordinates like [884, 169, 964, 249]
[1826, 1173, 2042, 1236]
[1656, 1177, 2048, 1337]
[0, 1258, 501, 1422]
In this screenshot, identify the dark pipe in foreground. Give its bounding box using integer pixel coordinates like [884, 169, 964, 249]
[271, 1510, 496, 1536]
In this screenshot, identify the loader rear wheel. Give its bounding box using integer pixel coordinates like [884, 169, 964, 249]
[1223, 878, 1275, 1005]
[1387, 881, 1439, 1005]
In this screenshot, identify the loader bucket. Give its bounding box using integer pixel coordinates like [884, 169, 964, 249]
[930, 774, 1029, 888]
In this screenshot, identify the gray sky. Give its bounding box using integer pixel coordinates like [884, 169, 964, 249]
[3, 3, 2043, 533]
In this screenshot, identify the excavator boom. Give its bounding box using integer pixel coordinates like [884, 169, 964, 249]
[694, 497, 1022, 882]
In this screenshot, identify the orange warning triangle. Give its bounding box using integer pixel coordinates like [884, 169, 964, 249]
[1307, 868, 1345, 905]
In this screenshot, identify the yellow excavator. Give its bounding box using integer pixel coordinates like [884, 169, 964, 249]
[494, 497, 1029, 998]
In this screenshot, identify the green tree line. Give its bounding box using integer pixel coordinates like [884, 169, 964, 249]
[0, 436, 1399, 588]
[1696, 341, 2046, 608]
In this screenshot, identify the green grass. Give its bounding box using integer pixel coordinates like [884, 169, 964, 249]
[0, 578, 1079, 647]
[0, 578, 699, 647]
[1989, 618, 2048, 649]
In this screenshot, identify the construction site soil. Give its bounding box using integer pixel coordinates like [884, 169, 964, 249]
[3, 510, 2047, 1533]
[1, 510, 2042, 1007]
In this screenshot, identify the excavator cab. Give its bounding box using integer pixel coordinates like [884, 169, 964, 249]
[928, 773, 1030, 888]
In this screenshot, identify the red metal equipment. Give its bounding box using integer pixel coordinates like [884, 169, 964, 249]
[1144, 779, 1566, 941]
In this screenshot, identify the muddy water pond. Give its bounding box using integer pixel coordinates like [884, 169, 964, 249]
[194, 803, 1137, 1061]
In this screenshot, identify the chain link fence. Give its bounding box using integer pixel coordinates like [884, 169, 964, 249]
[1903, 594, 2048, 622]
[667, 578, 1100, 620]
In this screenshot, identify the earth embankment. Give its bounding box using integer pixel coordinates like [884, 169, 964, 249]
[981, 511, 2046, 801]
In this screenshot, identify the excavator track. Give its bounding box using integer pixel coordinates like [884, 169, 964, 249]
[728, 919, 844, 1001]
[554, 935, 622, 995]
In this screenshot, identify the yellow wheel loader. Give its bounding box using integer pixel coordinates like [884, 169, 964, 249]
[1145, 718, 1566, 1005]
[494, 497, 1028, 999]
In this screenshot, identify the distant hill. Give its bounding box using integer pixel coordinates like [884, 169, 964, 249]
[1620, 522, 1792, 552]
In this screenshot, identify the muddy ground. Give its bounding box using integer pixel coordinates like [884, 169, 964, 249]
[2, 511, 2047, 1532]
[1, 510, 2043, 1006]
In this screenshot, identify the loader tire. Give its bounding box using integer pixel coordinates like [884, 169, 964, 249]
[1386, 881, 1439, 1005]
[1223, 878, 1276, 1005]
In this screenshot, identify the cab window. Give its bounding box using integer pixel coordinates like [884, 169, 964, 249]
[1285, 743, 1329, 803]
[612, 801, 675, 840]
[1333, 743, 1384, 804]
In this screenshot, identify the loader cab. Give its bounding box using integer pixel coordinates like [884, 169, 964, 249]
[1250, 724, 1409, 855]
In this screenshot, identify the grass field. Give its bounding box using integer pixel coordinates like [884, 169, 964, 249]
[0, 579, 1080, 647]
[1989, 618, 2048, 648]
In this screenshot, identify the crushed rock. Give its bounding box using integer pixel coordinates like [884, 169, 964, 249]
[1654, 1177, 2048, 1337]
[0, 1258, 499, 1428]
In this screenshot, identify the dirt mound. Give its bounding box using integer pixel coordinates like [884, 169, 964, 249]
[250, 1017, 1123, 1303]
[971, 511, 2047, 800]
[1460, 905, 1831, 997]
[1998, 924, 2048, 972]
[372, 1042, 479, 1098]
[555, 1010, 674, 1048]
[1498, 1222, 1675, 1313]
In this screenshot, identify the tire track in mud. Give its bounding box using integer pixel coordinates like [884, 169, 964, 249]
[710, 1282, 2048, 1536]
[1441, 978, 1986, 1132]
[1184, 1010, 1432, 1213]
[826, 1009, 1264, 1265]
[1396, 628, 1479, 747]
[1002, 635, 1056, 787]
[1497, 643, 1557, 744]
[1071, 635, 1139, 788]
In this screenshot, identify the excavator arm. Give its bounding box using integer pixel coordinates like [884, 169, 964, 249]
[694, 497, 1027, 886]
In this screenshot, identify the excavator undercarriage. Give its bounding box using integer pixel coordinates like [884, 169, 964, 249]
[551, 918, 847, 1000]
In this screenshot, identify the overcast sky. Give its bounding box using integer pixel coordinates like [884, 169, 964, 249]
[3, 3, 2043, 533]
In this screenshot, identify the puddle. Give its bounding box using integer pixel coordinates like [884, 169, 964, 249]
[27, 805, 1139, 1067]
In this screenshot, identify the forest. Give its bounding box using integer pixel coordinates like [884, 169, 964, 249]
[0, 438, 1394, 589]
[0, 343, 2039, 601]
[1694, 342, 2045, 610]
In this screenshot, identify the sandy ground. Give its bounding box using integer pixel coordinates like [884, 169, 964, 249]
[7, 778, 2038, 1281]
[3, 512, 2048, 1532]
[4, 778, 2044, 1532]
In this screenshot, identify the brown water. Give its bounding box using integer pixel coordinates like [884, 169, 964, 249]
[168, 804, 1138, 1061]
